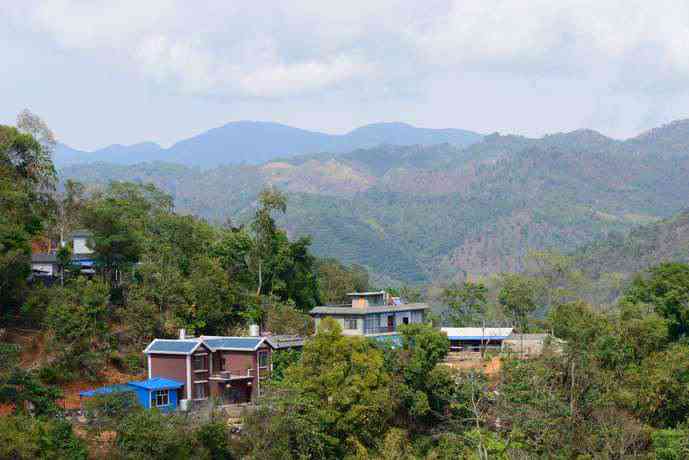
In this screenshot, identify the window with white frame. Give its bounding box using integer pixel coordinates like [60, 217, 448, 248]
[344, 317, 358, 330]
[258, 350, 269, 368]
[151, 389, 169, 407]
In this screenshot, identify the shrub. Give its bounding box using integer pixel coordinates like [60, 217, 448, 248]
[115, 410, 195, 460]
[196, 421, 235, 460]
[84, 391, 141, 433]
[0, 415, 87, 459]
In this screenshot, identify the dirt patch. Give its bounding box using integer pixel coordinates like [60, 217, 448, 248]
[3, 328, 48, 369]
[443, 355, 502, 379]
[59, 367, 144, 410]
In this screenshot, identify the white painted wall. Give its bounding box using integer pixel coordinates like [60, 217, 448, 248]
[73, 236, 92, 254]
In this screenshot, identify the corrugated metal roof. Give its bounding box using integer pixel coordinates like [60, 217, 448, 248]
[310, 302, 429, 316]
[441, 327, 514, 340]
[127, 377, 184, 391]
[144, 339, 202, 354]
[31, 253, 57, 263]
[265, 335, 305, 349]
[202, 337, 264, 351]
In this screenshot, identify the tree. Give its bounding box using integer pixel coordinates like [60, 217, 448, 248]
[250, 187, 287, 297]
[54, 179, 86, 245]
[316, 259, 369, 304]
[0, 415, 87, 460]
[498, 274, 539, 332]
[280, 317, 394, 451]
[0, 115, 56, 316]
[0, 368, 62, 416]
[115, 410, 195, 460]
[55, 243, 73, 286]
[44, 279, 111, 380]
[624, 263, 689, 340]
[443, 281, 488, 326]
[82, 182, 172, 287]
[196, 421, 235, 460]
[394, 323, 452, 426]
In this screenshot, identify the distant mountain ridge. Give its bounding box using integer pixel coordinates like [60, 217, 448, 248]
[55, 121, 483, 167]
[59, 116, 689, 284]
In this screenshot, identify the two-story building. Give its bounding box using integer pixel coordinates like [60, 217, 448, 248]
[309, 291, 429, 339]
[143, 332, 303, 406]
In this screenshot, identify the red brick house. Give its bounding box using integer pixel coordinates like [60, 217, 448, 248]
[144, 334, 302, 405]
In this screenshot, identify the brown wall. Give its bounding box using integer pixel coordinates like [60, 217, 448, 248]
[150, 354, 187, 392]
[218, 350, 265, 375]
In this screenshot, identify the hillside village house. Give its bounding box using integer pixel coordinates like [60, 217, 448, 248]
[441, 327, 563, 357]
[143, 332, 303, 406]
[441, 327, 514, 352]
[309, 291, 429, 342]
[30, 230, 96, 279]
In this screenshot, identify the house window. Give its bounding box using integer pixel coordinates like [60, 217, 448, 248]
[258, 351, 269, 368]
[193, 354, 208, 371]
[194, 382, 208, 400]
[151, 390, 169, 407]
[344, 317, 358, 330]
[402, 317, 409, 325]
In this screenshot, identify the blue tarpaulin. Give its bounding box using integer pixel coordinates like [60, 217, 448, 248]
[79, 384, 133, 398]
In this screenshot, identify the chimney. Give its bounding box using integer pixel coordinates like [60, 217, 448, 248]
[179, 329, 186, 340]
[249, 324, 260, 337]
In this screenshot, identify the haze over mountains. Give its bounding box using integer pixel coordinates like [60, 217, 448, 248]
[59, 118, 689, 284]
[55, 121, 483, 167]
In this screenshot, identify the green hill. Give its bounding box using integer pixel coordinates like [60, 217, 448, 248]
[59, 121, 689, 284]
[573, 210, 689, 278]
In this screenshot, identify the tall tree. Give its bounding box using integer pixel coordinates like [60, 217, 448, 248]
[250, 186, 287, 297]
[82, 182, 172, 286]
[624, 263, 689, 340]
[0, 112, 56, 316]
[498, 273, 539, 332]
[443, 281, 488, 326]
[54, 179, 86, 245]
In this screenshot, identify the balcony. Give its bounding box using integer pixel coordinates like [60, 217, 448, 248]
[209, 369, 255, 381]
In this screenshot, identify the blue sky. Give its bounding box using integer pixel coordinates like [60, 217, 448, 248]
[3, 1, 689, 150]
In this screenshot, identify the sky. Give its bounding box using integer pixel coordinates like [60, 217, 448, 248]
[3, 0, 689, 150]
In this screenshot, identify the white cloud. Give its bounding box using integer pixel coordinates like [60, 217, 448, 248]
[7, 0, 689, 99]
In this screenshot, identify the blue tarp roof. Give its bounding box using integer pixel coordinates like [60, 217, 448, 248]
[370, 334, 403, 349]
[79, 384, 133, 398]
[203, 337, 263, 350]
[127, 377, 184, 391]
[145, 339, 201, 354]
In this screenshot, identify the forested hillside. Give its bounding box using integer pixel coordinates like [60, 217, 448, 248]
[60, 119, 689, 284]
[574, 210, 689, 278]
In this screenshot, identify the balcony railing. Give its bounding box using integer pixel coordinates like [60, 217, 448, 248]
[364, 326, 395, 335]
[209, 368, 255, 381]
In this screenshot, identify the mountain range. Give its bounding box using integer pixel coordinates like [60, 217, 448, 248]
[58, 119, 689, 284]
[55, 121, 483, 167]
